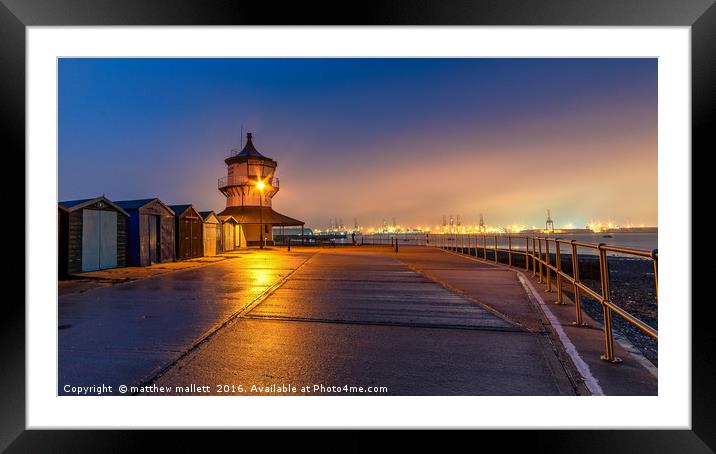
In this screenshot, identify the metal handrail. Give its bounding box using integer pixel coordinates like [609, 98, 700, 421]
[217, 175, 279, 189]
[431, 233, 658, 363]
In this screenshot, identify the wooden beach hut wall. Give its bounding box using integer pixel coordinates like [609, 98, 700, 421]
[218, 215, 238, 251]
[236, 223, 247, 248]
[57, 196, 128, 274]
[199, 211, 220, 256]
[58, 205, 69, 278]
[116, 199, 176, 266]
[169, 205, 204, 260]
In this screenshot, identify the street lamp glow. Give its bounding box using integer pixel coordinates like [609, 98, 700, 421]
[256, 180, 265, 191]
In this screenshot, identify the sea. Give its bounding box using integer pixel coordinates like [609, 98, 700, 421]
[351, 232, 658, 257]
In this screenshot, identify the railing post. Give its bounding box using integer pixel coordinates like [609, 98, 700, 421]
[545, 239, 552, 292]
[652, 248, 658, 300]
[395, 236, 399, 253]
[598, 244, 621, 363]
[537, 238, 543, 283]
[287, 237, 291, 251]
[532, 237, 537, 277]
[555, 240, 564, 304]
[508, 236, 513, 267]
[525, 237, 529, 271]
[483, 234, 487, 260]
[571, 241, 585, 325]
[494, 234, 499, 264]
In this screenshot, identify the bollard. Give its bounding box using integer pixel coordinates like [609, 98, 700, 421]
[395, 237, 399, 253]
[287, 238, 291, 251]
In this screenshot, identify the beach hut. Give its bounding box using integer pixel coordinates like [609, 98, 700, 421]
[169, 204, 203, 260]
[217, 215, 238, 252]
[58, 196, 128, 273]
[199, 211, 220, 256]
[116, 198, 176, 266]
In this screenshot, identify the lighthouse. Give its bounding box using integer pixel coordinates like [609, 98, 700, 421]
[217, 132, 304, 247]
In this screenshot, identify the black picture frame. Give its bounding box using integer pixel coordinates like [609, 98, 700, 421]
[2, 0, 711, 451]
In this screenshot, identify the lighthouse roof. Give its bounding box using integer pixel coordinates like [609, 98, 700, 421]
[236, 132, 266, 158]
[217, 206, 304, 227]
[225, 132, 276, 166]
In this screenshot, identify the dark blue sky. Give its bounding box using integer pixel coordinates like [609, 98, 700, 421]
[59, 58, 657, 229]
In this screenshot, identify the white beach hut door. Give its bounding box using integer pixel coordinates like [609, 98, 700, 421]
[81, 210, 100, 272]
[82, 209, 117, 271]
[204, 224, 216, 256]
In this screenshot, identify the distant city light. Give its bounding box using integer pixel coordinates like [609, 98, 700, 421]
[310, 218, 654, 234]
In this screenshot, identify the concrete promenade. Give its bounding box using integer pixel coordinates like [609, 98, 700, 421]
[58, 249, 314, 394]
[58, 246, 657, 396]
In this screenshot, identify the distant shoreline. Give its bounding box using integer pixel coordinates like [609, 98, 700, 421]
[521, 227, 658, 234]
